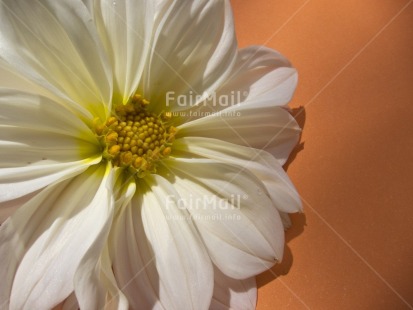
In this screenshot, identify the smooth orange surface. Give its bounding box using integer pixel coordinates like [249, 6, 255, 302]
[231, 0, 413, 309]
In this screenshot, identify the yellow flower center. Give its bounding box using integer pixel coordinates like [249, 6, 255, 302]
[95, 95, 175, 178]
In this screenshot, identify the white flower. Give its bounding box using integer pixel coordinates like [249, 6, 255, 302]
[0, 0, 302, 309]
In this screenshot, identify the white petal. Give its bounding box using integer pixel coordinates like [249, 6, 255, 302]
[74, 245, 129, 310]
[181, 46, 297, 121]
[142, 0, 237, 113]
[176, 45, 300, 163]
[74, 169, 132, 310]
[112, 175, 213, 310]
[0, 200, 19, 223]
[0, 90, 101, 202]
[112, 199, 163, 310]
[0, 163, 114, 309]
[210, 267, 257, 310]
[0, 89, 96, 138]
[0, 61, 51, 95]
[165, 158, 285, 279]
[174, 137, 302, 213]
[178, 101, 301, 165]
[87, 0, 155, 103]
[0, 158, 98, 203]
[0, 0, 112, 119]
[0, 190, 40, 223]
[223, 46, 297, 105]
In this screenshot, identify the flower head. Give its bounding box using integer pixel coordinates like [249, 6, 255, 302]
[0, 0, 302, 309]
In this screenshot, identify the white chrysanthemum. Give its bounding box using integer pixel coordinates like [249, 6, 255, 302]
[0, 0, 302, 309]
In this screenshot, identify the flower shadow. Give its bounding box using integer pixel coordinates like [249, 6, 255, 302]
[257, 106, 307, 287]
[283, 106, 306, 171]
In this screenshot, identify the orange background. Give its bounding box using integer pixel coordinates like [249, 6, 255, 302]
[231, 0, 413, 309]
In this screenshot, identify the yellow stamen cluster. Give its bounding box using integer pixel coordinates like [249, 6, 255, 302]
[96, 95, 176, 178]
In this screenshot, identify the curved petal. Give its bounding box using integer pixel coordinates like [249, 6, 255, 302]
[0, 90, 101, 202]
[0, 89, 96, 138]
[0, 191, 41, 223]
[0, 158, 99, 203]
[74, 245, 129, 310]
[180, 46, 297, 122]
[0, 0, 112, 119]
[0, 61, 52, 95]
[223, 46, 297, 105]
[61, 219, 132, 310]
[74, 169, 133, 310]
[142, 0, 237, 113]
[174, 137, 302, 213]
[210, 267, 256, 310]
[0, 163, 114, 309]
[112, 174, 213, 310]
[165, 158, 285, 279]
[177, 100, 301, 165]
[85, 0, 155, 103]
[0, 201, 20, 224]
[112, 198, 162, 310]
